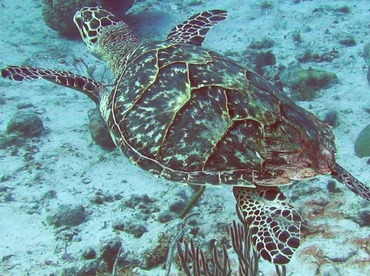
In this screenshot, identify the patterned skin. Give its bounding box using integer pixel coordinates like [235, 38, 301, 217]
[2, 7, 369, 265]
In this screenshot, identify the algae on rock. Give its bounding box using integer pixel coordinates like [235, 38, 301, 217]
[279, 65, 338, 101]
[354, 124, 370, 158]
[41, 0, 135, 37]
[88, 108, 115, 150]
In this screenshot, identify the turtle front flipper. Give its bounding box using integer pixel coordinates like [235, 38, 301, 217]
[1, 66, 103, 104]
[332, 163, 370, 201]
[166, 10, 227, 46]
[233, 186, 301, 265]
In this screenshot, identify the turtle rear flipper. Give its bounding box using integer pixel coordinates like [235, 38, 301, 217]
[233, 186, 301, 265]
[166, 10, 227, 46]
[1, 66, 102, 104]
[332, 163, 370, 201]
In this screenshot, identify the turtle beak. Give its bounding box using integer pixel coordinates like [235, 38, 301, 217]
[73, 11, 86, 40]
[73, 8, 96, 48]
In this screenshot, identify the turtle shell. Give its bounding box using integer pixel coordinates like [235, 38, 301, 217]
[100, 41, 336, 187]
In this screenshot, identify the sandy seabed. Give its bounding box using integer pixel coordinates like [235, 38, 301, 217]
[0, 0, 369, 275]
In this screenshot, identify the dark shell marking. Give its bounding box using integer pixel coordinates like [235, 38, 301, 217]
[101, 41, 336, 187]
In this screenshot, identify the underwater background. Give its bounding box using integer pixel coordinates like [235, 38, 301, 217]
[0, 0, 369, 275]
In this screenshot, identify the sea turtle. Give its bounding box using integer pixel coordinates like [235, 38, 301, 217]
[2, 7, 369, 265]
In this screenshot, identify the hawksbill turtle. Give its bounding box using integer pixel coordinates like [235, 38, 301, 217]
[2, 7, 370, 265]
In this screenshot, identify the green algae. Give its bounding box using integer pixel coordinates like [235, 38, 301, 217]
[355, 124, 370, 158]
[279, 66, 338, 101]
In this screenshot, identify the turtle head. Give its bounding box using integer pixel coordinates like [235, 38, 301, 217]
[73, 7, 140, 74]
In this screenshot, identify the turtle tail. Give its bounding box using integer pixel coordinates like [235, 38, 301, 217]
[1, 66, 102, 104]
[332, 163, 370, 201]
